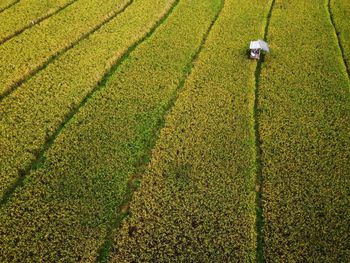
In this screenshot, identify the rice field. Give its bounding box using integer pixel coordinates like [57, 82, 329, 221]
[0, 0, 349, 262]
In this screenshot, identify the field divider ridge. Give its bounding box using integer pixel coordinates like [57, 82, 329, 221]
[0, 0, 20, 13]
[258, 0, 350, 260]
[110, 0, 275, 260]
[327, 0, 350, 79]
[0, 0, 178, 208]
[95, 1, 225, 261]
[253, 0, 276, 262]
[0, 0, 134, 102]
[0, 0, 79, 45]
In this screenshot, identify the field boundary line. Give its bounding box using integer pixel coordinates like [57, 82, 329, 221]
[0, 0, 80, 45]
[0, 0, 133, 102]
[0, 0, 20, 14]
[254, 0, 276, 262]
[0, 0, 136, 207]
[327, 0, 350, 80]
[95, 0, 225, 261]
[0, 0, 177, 207]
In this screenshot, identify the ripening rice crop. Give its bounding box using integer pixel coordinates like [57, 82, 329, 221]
[0, 0, 129, 95]
[0, 0, 224, 260]
[111, 0, 274, 261]
[0, 0, 349, 261]
[0, 0, 18, 13]
[258, 0, 350, 261]
[0, 0, 172, 198]
[0, 0, 77, 44]
[331, 0, 350, 74]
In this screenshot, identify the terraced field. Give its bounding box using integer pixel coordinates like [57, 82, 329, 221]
[0, 0, 349, 262]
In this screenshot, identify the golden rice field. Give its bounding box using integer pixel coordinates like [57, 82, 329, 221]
[0, 0, 349, 262]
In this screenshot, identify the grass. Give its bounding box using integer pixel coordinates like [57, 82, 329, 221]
[258, 0, 350, 261]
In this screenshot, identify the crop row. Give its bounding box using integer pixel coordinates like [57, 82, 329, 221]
[0, 0, 183, 199]
[111, 0, 273, 261]
[331, 0, 350, 75]
[0, 0, 77, 44]
[0, 0, 135, 197]
[258, 0, 350, 261]
[0, 0, 18, 13]
[0, 0, 225, 261]
[0, 0, 175, 257]
[0, 0, 128, 96]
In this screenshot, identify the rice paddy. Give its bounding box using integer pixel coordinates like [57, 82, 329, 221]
[0, 0, 349, 261]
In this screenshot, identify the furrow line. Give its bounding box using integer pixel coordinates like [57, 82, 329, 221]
[0, 0, 133, 102]
[0, 0, 20, 13]
[0, 0, 174, 207]
[1, 0, 182, 259]
[111, 0, 273, 260]
[327, 0, 350, 79]
[0, 0, 79, 45]
[254, 0, 276, 262]
[95, 1, 225, 261]
[259, 0, 350, 260]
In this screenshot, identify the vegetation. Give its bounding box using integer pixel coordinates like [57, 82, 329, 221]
[0, 0, 349, 261]
[0, 0, 224, 261]
[331, 0, 350, 74]
[0, 0, 155, 197]
[112, 0, 272, 261]
[0, 0, 19, 13]
[0, 0, 77, 44]
[258, 0, 350, 261]
[0, 0, 129, 96]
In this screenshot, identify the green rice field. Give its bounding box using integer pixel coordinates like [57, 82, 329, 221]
[0, 0, 349, 261]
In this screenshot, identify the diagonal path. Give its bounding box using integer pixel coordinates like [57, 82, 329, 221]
[258, 0, 350, 261]
[0, 0, 79, 45]
[97, 0, 224, 261]
[253, 0, 276, 262]
[0, 0, 130, 99]
[0, 0, 224, 260]
[0, 0, 176, 260]
[327, 0, 350, 79]
[0, 0, 20, 13]
[112, 0, 273, 261]
[0, 0, 134, 201]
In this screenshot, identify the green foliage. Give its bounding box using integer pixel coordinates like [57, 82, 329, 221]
[112, 0, 272, 261]
[0, 0, 224, 260]
[0, 0, 163, 197]
[331, 0, 350, 74]
[0, 0, 18, 12]
[0, 0, 128, 95]
[259, 0, 350, 261]
[0, 0, 76, 44]
[1, 0, 349, 261]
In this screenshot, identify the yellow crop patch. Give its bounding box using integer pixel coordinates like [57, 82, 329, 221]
[0, 0, 77, 44]
[0, 0, 128, 95]
[112, 0, 272, 261]
[0, 0, 349, 261]
[259, 0, 350, 261]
